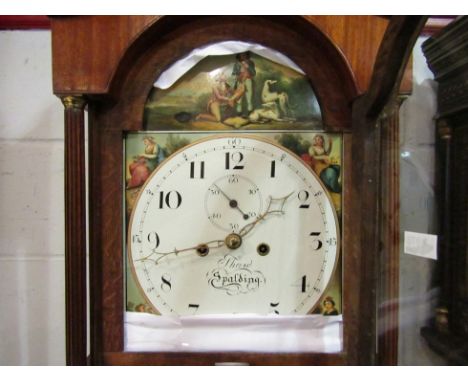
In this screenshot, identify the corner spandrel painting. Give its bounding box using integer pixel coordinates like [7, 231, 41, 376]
[144, 51, 322, 131]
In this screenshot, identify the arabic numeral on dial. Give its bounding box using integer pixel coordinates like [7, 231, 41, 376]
[147, 231, 160, 249]
[209, 212, 222, 220]
[327, 237, 337, 246]
[270, 160, 276, 178]
[161, 274, 172, 292]
[158, 190, 182, 209]
[298, 190, 310, 208]
[225, 152, 244, 170]
[188, 304, 200, 314]
[301, 275, 308, 293]
[293, 275, 310, 293]
[229, 223, 239, 232]
[310, 232, 323, 250]
[228, 175, 239, 184]
[270, 302, 280, 315]
[227, 138, 242, 146]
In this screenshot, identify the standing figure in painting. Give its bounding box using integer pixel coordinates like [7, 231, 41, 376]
[322, 296, 339, 316]
[232, 51, 256, 116]
[127, 136, 165, 188]
[308, 134, 341, 193]
[196, 73, 235, 123]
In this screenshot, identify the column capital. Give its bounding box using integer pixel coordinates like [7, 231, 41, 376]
[60, 95, 87, 110]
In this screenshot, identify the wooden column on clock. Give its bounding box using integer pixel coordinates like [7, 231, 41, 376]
[62, 95, 87, 366]
[51, 15, 425, 365]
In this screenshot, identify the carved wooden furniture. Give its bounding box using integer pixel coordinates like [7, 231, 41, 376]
[50, 15, 425, 365]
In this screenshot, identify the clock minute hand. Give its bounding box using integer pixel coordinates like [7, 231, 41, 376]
[238, 191, 294, 238]
[137, 239, 226, 265]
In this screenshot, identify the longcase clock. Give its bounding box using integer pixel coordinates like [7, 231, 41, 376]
[51, 15, 426, 365]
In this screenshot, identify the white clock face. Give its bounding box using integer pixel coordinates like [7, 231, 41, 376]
[128, 135, 340, 316]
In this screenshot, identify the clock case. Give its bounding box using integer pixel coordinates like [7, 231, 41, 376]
[51, 16, 426, 365]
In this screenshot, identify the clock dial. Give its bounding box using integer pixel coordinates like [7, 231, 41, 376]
[128, 135, 340, 316]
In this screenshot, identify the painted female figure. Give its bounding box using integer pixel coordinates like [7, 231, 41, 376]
[322, 296, 339, 316]
[141, 136, 165, 171]
[308, 134, 341, 193]
[127, 136, 165, 188]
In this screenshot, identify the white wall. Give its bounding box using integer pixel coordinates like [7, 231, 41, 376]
[0, 30, 65, 365]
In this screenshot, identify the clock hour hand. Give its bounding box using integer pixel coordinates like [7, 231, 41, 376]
[221, 192, 294, 251]
[137, 239, 226, 265]
[214, 183, 250, 220]
[238, 191, 294, 238]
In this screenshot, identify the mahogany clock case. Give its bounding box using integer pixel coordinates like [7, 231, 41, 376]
[88, 17, 354, 365]
[52, 16, 426, 365]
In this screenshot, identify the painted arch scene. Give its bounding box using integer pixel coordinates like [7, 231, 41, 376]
[144, 51, 323, 131]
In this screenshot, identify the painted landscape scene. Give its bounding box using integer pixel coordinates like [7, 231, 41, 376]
[144, 52, 323, 131]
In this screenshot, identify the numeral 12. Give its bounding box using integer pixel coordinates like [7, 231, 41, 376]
[225, 152, 244, 170]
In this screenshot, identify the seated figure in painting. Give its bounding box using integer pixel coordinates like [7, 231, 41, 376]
[127, 157, 151, 189]
[127, 136, 165, 189]
[307, 134, 341, 193]
[299, 134, 341, 215]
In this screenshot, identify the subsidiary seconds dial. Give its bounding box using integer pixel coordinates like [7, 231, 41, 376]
[128, 135, 340, 316]
[205, 174, 263, 232]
